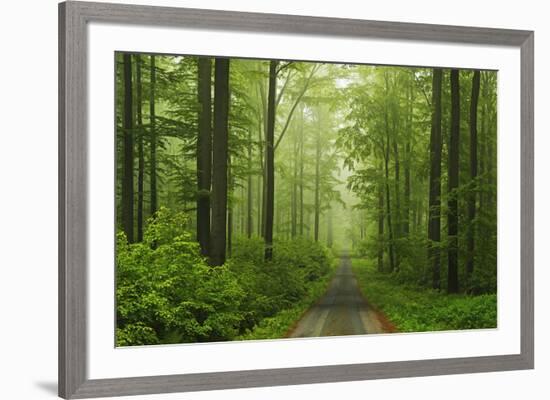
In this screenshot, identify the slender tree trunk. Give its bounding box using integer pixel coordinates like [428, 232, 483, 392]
[384, 150, 395, 272]
[392, 136, 401, 270]
[149, 55, 157, 217]
[314, 113, 321, 242]
[479, 73, 487, 210]
[291, 128, 298, 238]
[257, 174, 262, 236]
[378, 182, 385, 272]
[256, 109, 263, 236]
[259, 77, 267, 239]
[122, 54, 134, 243]
[467, 70, 481, 278]
[135, 55, 145, 242]
[447, 69, 460, 293]
[327, 207, 333, 248]
[428, 69, 443, 289]
[210, 58, 230, 266]
[383, 73, 395, 272]
[247, 129, 253, 238]
[264, 60, 277, 260]
[404, 72, 414, 236]
[241, 184, 246, 235]
[299, 106, 305, 236]
[227, 156, 233, 258]
[197, 57, 212, 257]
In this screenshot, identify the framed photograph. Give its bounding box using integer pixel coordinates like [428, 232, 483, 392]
[59, 1, 534, 398]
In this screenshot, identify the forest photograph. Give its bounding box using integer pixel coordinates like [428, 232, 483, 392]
[115, 52, 498, 347]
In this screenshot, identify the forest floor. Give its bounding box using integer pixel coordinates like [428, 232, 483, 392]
[287, 255, 392, 338]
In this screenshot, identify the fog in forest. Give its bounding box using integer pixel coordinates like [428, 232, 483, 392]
[115, 54, 497, 346]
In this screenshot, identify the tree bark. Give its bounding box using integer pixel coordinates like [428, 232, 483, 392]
[384, 149, 395, 272]
[447, 69, 460, 293]
[264, 60, 278, 260]
[122, 54, 134, 243]
[291, 126, 298, 238]
[428, 69, 443, 289]
[135, 55, 144, 242]
[247, 128, 253, 238]
[404, 71, 414, 236]
[149, 55, 157, 217]
[392, 135, 401, 271]
[479, 73, 487, 209]
[299, 105, 305, 237]
[227, 156, 233, 258]
[197, 57, 212, 257]
[314, 112, 321, 242]
[383, 73, 396, 272]
[210, 58, 230, 266]
[467, 70, 481, 278]
[378, 182, 385, 272]
[327, 207, 333, 248]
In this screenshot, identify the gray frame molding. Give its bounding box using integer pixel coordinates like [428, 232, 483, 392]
[59, 1, 534, 398]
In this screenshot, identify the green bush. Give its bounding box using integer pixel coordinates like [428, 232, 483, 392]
[229, 237, 332, 332]
[116, 208, 245, 345]
[116, 209, 334, 346]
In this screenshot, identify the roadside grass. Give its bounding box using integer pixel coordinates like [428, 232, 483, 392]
[351, 258, 497, 333]
[236, 258, 339, 340]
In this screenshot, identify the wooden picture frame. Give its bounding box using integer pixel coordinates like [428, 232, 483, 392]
[59, 1, 534, 398]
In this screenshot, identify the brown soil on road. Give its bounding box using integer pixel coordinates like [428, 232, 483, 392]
[287, 256, 390, 338]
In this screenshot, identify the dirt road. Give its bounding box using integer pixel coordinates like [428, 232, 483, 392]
[288, 256, 386, 338]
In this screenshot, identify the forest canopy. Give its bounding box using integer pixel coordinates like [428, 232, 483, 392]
[115, 53, 497, 346]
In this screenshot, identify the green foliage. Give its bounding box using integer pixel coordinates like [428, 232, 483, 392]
[237, 265, 335, 340]
[116, 209, 333, 346]
[229, 237, 332, 332]
[117, 208, 245, 345]
[352, 258, 497, 332]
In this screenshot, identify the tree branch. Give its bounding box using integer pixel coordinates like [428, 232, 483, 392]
[274, 65, 319, 151]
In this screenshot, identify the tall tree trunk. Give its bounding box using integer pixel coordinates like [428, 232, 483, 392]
[479, 73, 487, 210]
[259, 77, 267, 239]
[291, 128, 298, 238]
[327, 207, 333, 248]
[299, 105, 305, 236]
[378, 182, 385, 272]
[428, 69, 443, 289]
[264, 60, 277, 260]
[149, 55, 157, 217]
[257, 174, 262, 236]
[210, 58, 230, 266]
[392, 136, 401, 270]
[135, 55, 145, 242]
[122, 54, 134, 243]
[256, 109, 263, 236]
[383, 73, 396, 272]
[314, 113, 321, 242]
[447, 69, 460, 293]
[467, 70, 481, 278]
[227, 156, 233, 258]
[404, 72, 414, 236]
[384, 149, 395, 272]
[247, 128, 253, 238]
[197, 57, 212, 257]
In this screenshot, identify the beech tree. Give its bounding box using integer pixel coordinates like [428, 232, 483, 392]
[210, 58, 230, 266]
[122, 54, 134, 243]
[196, 57, 212, 257]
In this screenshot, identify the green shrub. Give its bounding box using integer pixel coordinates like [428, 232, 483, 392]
[116, 209, 334, 346]
[228, 237, 332, 331]
[116, 208, 245, 345]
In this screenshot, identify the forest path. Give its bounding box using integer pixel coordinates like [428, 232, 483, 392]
[287, 255, 387, 338]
